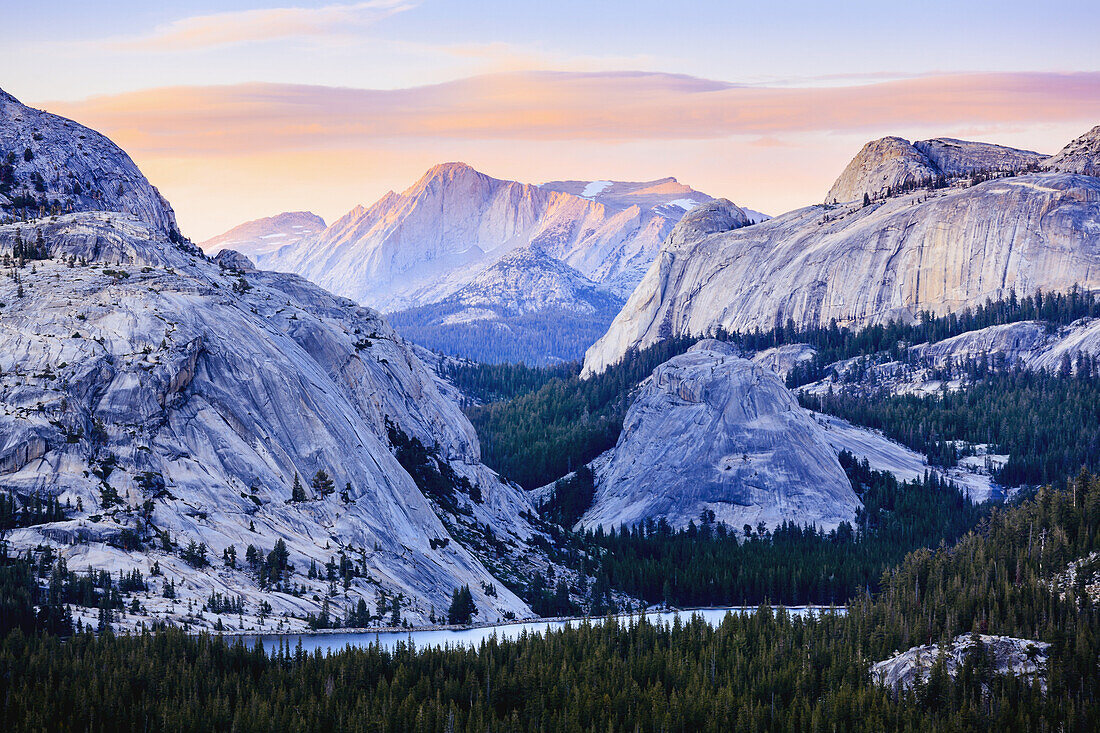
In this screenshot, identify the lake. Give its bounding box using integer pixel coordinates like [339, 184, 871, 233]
[239, 605, 844, 656]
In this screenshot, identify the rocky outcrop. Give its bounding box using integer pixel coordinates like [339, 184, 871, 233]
[201, 211, 326, 257]
[1042, 125, 1100, 177]
[796, 318, 1100, 404]
[0, 88, 178, 235]
[914, 138, 1044, 178]
[0, 210, 551, 627]
[577, 340, 860, 533]
[826, 137, 940, 205]
[259, 163, 725, 311]
[826, 135, 1045, 204]
[583, 166, 1100, 376]
[871, 634, 1050, 694]
[214, 248, 256, 272]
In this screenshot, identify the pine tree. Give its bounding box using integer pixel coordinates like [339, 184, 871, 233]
[290, 473, 306, 502]
[447, 585, 477, 625]
[311, 469, 335, 498]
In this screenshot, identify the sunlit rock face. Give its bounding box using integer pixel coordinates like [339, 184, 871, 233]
[0, 88, 179, 235]
[1042, 125, 1100, 177]
[583, 171, 1100, 377]
[0, 211, 548, 626]
[826, 135, 1045, 204]
[578, 340, 860, 533]
[201, 211, 326, 258]
[258, 163, 721, 310]
[0, 90, 557, 630]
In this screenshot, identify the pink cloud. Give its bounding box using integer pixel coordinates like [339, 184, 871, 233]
[46, 71, 1100, 156]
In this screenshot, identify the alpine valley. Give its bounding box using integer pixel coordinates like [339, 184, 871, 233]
[3, 43, 1100, 730]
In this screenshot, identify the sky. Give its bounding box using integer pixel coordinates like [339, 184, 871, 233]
[4, 0, 1100, 240]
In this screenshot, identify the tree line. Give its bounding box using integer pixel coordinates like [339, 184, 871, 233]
[1, 469, 1097, 730]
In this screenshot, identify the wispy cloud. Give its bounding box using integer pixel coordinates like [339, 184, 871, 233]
[105, 1, 417, 52]
[47, 71, 1100, 155]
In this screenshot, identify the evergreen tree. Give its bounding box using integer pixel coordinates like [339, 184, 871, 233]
[447, 585, 477, 625]
[290, 473, 306, 502]
[311, 469, 335, 498]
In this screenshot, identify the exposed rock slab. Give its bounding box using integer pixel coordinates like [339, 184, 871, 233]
[584, 172, 1100, 376]
[827, 135, 1044, 204]
[871, 634, 1050, 693]
[0, 88, 178, 235]
[0, 211, 544, 627]
[1042, 125, 1100, 177]
[578, 340, 860, 533]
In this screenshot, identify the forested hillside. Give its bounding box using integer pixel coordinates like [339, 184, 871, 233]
[457, 289, 1100, 491]
[804, 369, 1100, 485]
[2, 470, 1097, 731]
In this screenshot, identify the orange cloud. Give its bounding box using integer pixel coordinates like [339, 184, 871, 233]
[105, 1, 417, 52]
[47, 71, 1100, 156]
[35, 71, 1100, 241]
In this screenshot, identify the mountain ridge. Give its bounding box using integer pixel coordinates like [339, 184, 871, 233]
[583, 126, 1100, 377]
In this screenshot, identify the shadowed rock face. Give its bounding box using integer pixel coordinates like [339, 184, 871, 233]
[578, 340, 859, 533]
[1043, 125, 1100, 177]
[0, 211, 544, 626]
[583, 171, 1100, 376]
[871, 634, 1050, 694]
[0, 88, 179, 235]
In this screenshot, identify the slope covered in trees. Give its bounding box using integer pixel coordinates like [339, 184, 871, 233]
[2, 470, 1097, 731]
[585, 455, 984, 607]
[457, 289, 1100, 491]
[804, 368, 1100, 485]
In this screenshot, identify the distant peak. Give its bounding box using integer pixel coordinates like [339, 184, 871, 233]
[407, 162, 495, 193]
[422, 161, 482, 179]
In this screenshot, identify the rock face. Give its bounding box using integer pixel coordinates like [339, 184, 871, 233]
[797, 318, 1100, 402]
[826, 137, 940, 205]
[0, 99, 572, 630]
[0, 212, 548, 628]
[915, 138, 1045, 178]
[0, 88, 178, 235]
[201, 211, 325, 257]
[0, 211, 559, 627]
[826, 135, 1045, 204]
[871, 634, 1050, 694]
[1042, 125, 1100, 177]
[389, 245, 625, 364]
[260, 163, 722, 311]
[583, 167, 1100, 376]
[577, 340, 860, 533]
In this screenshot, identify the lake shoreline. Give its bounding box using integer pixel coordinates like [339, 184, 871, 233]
[214, 603, 847, 639]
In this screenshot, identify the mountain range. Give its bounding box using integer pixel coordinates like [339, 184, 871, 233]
[583, 127, 1100, 376]
[201, 211, 326, 258]
[201, 164, 758, 364]
[0, 88, 585, 630]
[5, 79, 1100, 635]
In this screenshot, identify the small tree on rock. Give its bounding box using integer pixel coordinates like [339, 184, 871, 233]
[447, 585, 478, 625]
[311, 469, 335, 498]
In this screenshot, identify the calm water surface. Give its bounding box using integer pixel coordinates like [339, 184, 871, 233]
[240, 606, 844, 656]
